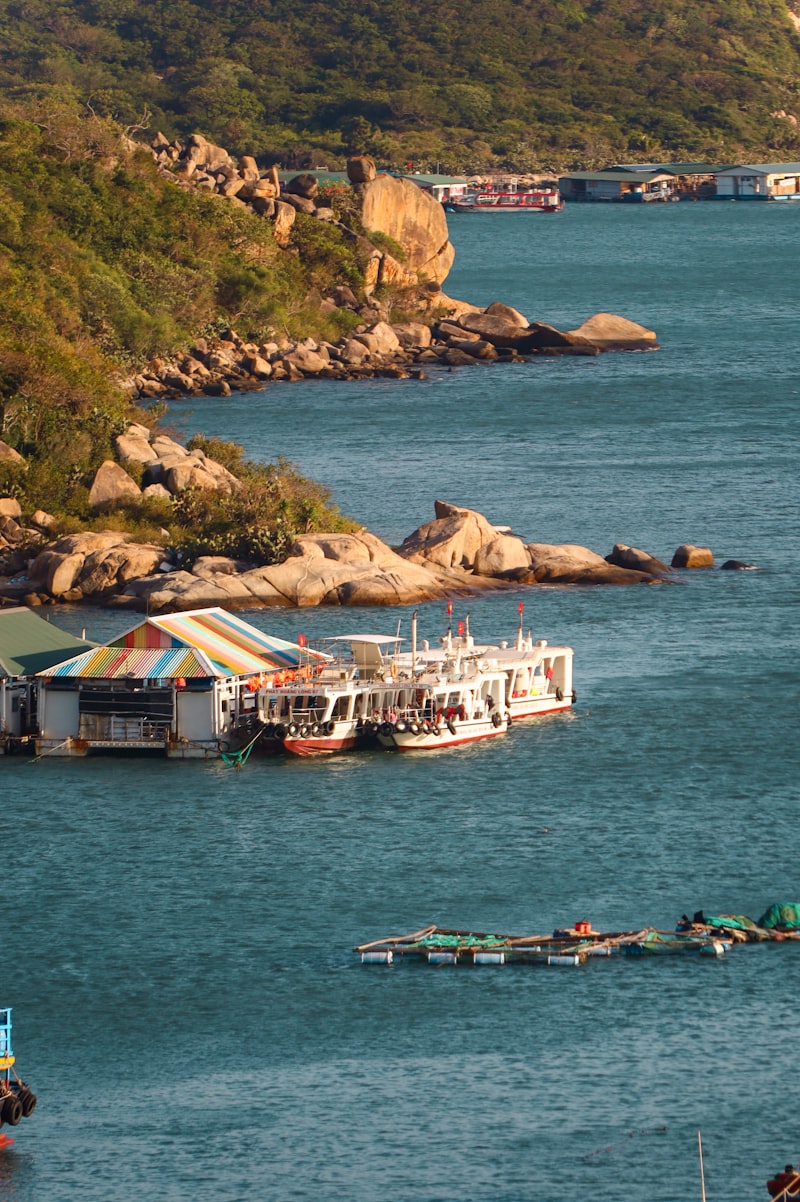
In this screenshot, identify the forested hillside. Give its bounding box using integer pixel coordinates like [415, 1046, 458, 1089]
[2, 0, 800, 168]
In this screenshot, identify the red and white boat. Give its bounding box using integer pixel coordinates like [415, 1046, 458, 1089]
[446, 186, 562, 213]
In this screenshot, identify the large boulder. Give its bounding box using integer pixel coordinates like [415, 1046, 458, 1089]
[347, 156, 377, 184]
[359, 174, 454, 284]
[605, 543, 670, 576]
[397, 501, 499, 569]
[567, 312, 659, 351]
[0, 441, 26, 469]
[88, 461, 142, 509]
[473, 535, 531, 578]
[526, 543, 657, 585]
[672, 544, 714, 568]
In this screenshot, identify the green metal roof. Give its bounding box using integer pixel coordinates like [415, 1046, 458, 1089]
[400, 173, 470, 185]
[560, 170, 673, 183]
[715, 162, 800, 174]
[0, 607, 92, 678]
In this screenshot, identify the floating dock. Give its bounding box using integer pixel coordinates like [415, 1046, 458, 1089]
[356, 912, 800, 968]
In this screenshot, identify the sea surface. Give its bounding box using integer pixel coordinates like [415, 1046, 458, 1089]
[3, 203, 799, 1202]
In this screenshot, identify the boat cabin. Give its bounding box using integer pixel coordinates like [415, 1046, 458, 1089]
[714, 162, 800, 200]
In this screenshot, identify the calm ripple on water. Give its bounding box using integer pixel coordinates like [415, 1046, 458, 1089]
[3, 204, 800, 1201]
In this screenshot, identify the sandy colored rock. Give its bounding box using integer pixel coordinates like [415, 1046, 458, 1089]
[116, 433, 159, 464]
[347, 156, 377, 184]
[606, 543, 670, 575]
[484, 301, 530, 327]
[272, 201, 296, 245]
[151, 435, 189, 460]
[392, 322, 432, 349]
[526, 542, 655, 585]
[88, 461, 142, 509]
[0, 441, 27, 469]
[398, 501, 499, 569]
[473, 535, 531, 577]
[143, 483, 172, 500]
[355, 321, 401, 357]
[671, 544, 715, 568]
[359, 174, 454, 284]
[0, 498, 22, 518]
[567, 312, 659, 351]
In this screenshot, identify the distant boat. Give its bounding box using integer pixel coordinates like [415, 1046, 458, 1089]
[445, 186, 563, 213]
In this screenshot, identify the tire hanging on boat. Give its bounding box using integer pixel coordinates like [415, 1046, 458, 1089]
[491, 711, 502, 728]
[556, 687, 564, 701]
[380, 722, 393, 737]
[446, 719, 457, 736]
[325, 720, 335, 735]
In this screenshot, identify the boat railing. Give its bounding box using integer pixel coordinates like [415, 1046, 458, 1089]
[77, 714, 170, 742]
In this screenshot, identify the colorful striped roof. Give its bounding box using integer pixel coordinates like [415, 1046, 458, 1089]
[40, 607, 331, 680]
[41, 646, 220, 680]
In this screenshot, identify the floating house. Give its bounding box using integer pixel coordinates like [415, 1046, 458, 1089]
[401, 172, 471, 203]
[35, 607, 328, 758]
[0, 607, 91, 751]
[713, 163, 800, 200]
[559, 162, 724, 201]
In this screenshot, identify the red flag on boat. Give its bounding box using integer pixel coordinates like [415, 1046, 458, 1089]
[447, 599, 453, 617]
[457, 620, 465, 636]
[297, 633, 306, 647]
[518, 601, 524, 615]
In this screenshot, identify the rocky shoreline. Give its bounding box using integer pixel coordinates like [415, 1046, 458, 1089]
[117, 138, 659, 401]
[2, 468, 739, 611]
[121, 305, 660, 402]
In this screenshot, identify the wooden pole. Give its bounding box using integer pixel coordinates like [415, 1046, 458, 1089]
[698, 1130, 707, 1202]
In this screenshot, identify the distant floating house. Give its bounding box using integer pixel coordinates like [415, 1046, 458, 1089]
[0, 607, 91, 750]
[560, 162, 721, 202]
[35, 607, 328, 758]
[558, 168, 677, 202]
[713, 162, 800, 200]
[400, 173, 471, 203]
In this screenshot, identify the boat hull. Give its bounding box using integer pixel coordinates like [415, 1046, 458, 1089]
[379, 718, 507, 751]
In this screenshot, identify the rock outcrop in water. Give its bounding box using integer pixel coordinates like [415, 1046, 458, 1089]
[3, 492, 737, 610]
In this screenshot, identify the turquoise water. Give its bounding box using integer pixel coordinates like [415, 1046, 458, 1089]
[3, 204, 800, 1201]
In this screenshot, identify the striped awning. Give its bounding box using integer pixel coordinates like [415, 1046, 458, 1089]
[40, 646, 220, 680]
[143, 609, 329, 675]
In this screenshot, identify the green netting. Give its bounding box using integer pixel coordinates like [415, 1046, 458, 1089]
[756, 902, 800, 930]
[705, 914, 761, 931]
[413, 934, 507, 950]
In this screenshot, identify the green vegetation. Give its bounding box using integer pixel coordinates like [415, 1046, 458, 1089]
[1, 0, 799, 169]
[0, 106, 361, 556]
